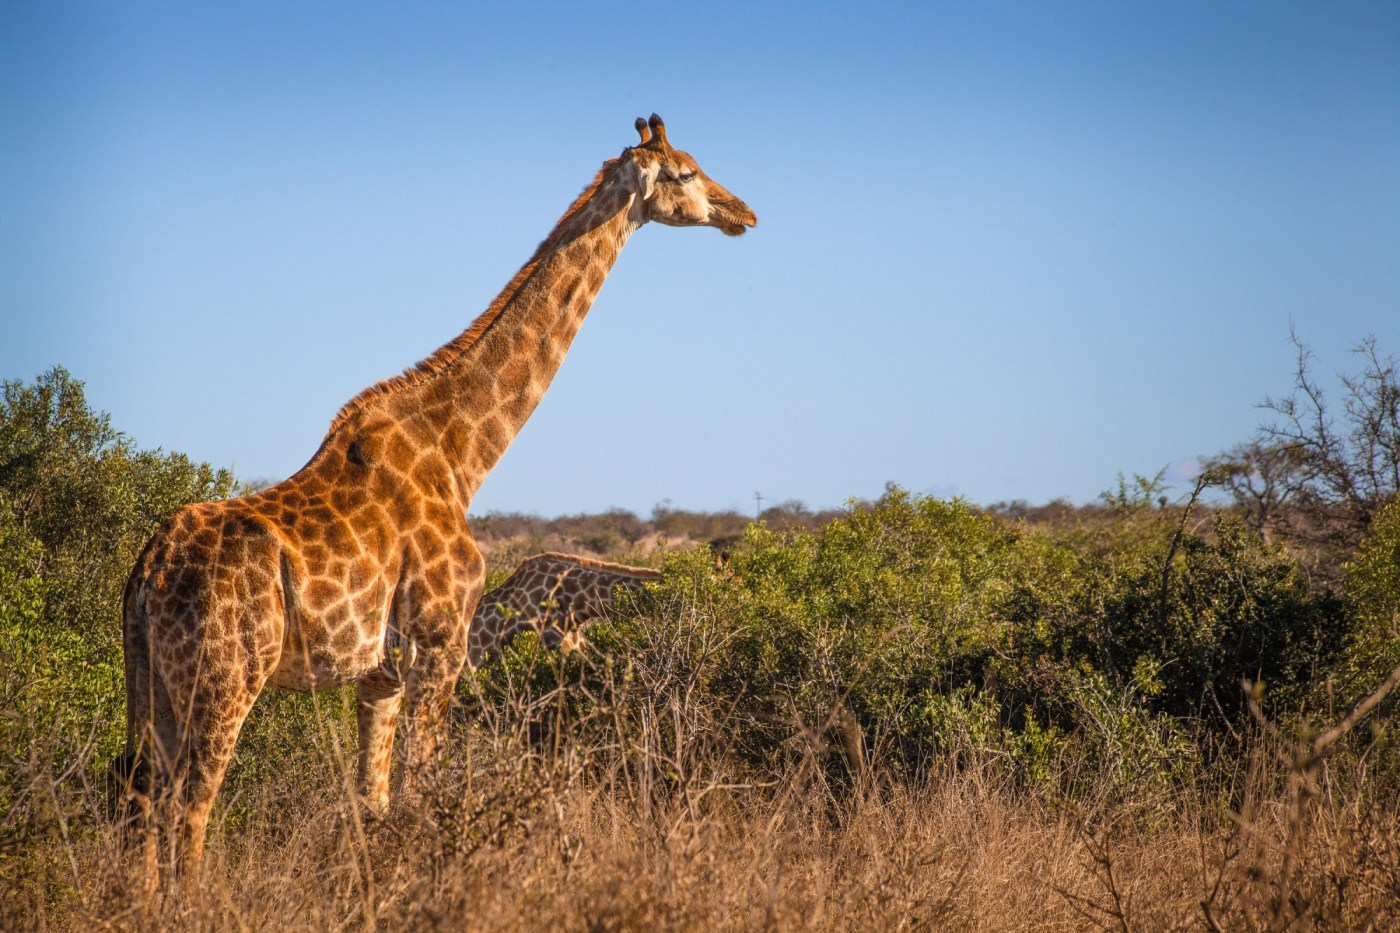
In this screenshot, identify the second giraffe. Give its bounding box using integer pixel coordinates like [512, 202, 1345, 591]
[468, 553, 661, 667]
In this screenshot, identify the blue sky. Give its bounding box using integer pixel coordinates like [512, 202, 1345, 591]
[3, 1, 1398, 516]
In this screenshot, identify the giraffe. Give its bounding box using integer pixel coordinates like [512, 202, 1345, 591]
[117, 114, 755, 882]
[467, 552, 661, 667]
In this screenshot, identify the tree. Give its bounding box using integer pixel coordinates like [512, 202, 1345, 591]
[0, 367, 236, 640]
[1200, 440, 1307, 543]
[1205, 332, 1400, 582]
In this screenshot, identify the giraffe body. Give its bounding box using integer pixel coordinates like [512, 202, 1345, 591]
[468, 553, 661, 667]
[118, 115, 754, 883]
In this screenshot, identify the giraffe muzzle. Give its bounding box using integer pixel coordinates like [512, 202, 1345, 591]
[712, 197, 758, 236]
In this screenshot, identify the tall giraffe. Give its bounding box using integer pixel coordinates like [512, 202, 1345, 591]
[467, 553, 661, 667]
[119, 114, 755, 880]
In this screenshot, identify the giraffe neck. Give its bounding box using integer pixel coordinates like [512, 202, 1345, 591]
[324, 160, 642, 504]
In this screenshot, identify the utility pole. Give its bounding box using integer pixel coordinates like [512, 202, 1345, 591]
[754, 491, 764, 518]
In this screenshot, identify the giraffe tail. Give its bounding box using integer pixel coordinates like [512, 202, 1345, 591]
[111, 555, 153, 815]
[113, 532, 182, 831]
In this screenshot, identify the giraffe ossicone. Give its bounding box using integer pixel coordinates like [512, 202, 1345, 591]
[117, 114, 755, 884]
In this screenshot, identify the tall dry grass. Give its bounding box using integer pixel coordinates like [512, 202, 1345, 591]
[4, 643, 1398, 931]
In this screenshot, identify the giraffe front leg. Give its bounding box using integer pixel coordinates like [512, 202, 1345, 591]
[355, 678, 403, 817]
[395, 533, 483, 795]
[399, 633, 469, 790]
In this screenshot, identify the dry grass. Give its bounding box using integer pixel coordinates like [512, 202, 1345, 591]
[5, 694, 1399, 932]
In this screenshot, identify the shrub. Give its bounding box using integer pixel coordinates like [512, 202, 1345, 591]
[691, 489, 1024, 776]
[1339, 496, 1400, 691]
[467, 483, 1348, 805]
[1315, 497, 1400, 790]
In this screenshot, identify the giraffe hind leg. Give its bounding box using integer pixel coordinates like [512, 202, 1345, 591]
[152, 665, 262, 886]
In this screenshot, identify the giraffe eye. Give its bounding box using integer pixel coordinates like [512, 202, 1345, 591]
[677, 171, 696, 184]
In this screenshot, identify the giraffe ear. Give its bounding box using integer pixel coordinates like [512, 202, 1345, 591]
[625, 159, 658, 201]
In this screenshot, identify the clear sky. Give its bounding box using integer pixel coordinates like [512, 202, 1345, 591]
[3, 1, 1398, 517]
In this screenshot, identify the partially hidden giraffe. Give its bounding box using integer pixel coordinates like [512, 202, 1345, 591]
[118, 114, 755, 881]
[467, 553, 661, 667]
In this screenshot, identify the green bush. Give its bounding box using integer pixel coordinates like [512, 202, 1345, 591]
[468, 484, 1348, 804]
[1318, 497, 1400, 790]
[0, 368, 237, 830]
[708, 489, 1020, 773]
[999, 482, 1345, 741]
[1338, 496, 1400, 693]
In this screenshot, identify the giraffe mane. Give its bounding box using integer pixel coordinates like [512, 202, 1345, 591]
[326, 156, 627, 433]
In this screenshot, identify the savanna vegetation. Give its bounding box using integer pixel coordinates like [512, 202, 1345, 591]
[2, 337, 1398, 930]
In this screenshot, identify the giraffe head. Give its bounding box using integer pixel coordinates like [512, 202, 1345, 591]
[622, 114, 756, 236]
